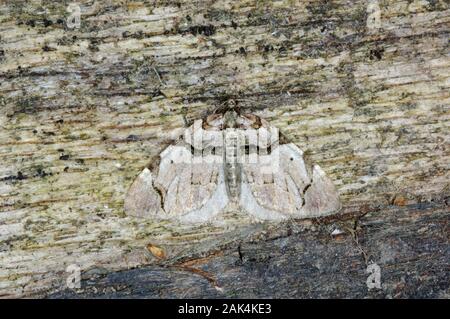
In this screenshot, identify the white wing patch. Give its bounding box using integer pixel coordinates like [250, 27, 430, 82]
[124, 111, 341, 223]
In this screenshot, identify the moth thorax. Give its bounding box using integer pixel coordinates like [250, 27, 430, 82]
[223, 110, 238, 129]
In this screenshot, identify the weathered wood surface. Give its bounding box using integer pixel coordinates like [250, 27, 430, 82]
[50, 204, 449, 298]
[0, 0, 449, 298]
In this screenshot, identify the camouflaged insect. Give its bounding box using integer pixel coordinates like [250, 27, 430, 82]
[124, 111, 341, 224]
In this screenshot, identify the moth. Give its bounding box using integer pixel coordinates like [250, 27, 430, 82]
[124, 110, 341, 224]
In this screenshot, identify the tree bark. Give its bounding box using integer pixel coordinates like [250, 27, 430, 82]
[0, 0, 448, 298]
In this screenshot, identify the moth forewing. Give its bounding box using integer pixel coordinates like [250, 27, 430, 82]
[124, 168, 162, 218]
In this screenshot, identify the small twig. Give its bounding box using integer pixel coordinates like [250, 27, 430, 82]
[153, 67, 164, 85]
[346, 218, 370, 266]
[176, 265, 217, 285]
[170, 252, 224, 291]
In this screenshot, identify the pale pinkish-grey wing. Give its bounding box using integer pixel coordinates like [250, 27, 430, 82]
[240, 142, 341, 220]
[124, 167, 162, 218]
[125, 118, 229, 223]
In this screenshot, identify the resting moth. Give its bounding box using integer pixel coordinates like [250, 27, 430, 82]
[124, 110, 341, 224]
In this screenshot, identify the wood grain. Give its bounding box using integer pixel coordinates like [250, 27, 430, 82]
[0, 0, 448, 297]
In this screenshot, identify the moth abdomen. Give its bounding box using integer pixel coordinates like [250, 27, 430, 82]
[224, 129, 242, 201]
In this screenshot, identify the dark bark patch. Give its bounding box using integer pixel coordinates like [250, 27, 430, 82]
[187, 25, 216, 36]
